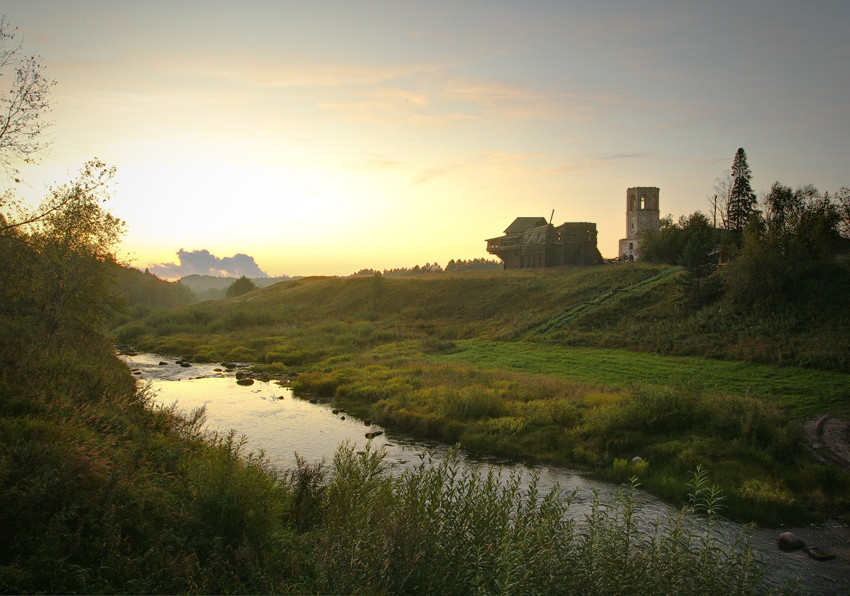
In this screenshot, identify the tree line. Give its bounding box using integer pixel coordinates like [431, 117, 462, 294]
[640, 147, 849, 308]
[350, 258, 502, 278]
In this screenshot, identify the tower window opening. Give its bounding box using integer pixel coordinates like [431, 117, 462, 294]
[640, 196, 646, 209]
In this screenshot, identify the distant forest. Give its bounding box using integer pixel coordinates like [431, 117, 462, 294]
[350, 258, 502, 278]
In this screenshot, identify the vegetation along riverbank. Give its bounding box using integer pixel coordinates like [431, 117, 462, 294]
[4, 171, 849, 594]
[0, 165, 774, 592]
[3, 149, 848, 592]
[117, 260, 850, 527]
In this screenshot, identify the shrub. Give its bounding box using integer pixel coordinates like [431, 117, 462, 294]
[114, 322, 147, 345]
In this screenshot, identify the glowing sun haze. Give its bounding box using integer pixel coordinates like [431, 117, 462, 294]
[6, 0, 850, 277]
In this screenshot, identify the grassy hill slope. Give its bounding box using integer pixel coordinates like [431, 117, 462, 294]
[117, 263, 850, 524]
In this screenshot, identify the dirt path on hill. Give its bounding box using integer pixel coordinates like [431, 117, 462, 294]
[805, 413, 850, 469]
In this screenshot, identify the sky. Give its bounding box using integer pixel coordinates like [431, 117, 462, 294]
[4, 0, 849, 277]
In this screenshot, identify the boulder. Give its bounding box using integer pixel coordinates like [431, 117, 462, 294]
[804, 546, 836, 561]
[180, 362, 191, 368]
[235, 371, 247, 379]
[236, 378, 254, 386]
[159, 361, 168, 366]
[777, 532, 805, 551]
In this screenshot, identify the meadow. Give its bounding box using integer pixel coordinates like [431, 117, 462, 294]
[115, 263, 850, 525]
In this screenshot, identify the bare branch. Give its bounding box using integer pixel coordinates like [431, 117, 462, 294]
[0, 15, 55, 180]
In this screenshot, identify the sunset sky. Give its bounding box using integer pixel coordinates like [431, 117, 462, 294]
[5, 1, 850, 277]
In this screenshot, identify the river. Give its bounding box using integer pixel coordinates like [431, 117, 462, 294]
[121, 352, 850, 594]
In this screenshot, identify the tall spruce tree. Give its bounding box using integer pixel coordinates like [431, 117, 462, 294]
[727, 148, 757, 232]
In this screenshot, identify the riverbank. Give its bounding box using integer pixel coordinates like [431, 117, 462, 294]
[2, 330, 781, 594]
[129, 351, 850, 594]
[115, 269, 850, 525]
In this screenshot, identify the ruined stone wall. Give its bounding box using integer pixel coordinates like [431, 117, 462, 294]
[620, 187, 660, 261]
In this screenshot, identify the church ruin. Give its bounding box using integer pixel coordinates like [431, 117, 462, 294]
[486, 217, 602, 269]
[618, 187, 660, 261]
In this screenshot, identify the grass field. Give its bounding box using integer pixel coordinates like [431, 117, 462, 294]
[435, 340, 850, 419]
[115, 264, 850, 524]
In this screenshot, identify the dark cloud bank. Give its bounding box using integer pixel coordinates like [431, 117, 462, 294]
[150, 249, 269, 279]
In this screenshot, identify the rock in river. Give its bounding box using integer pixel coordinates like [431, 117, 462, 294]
[777, 532, 805, 551]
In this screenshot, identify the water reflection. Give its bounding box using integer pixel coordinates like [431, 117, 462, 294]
[122, 352, 850, 593]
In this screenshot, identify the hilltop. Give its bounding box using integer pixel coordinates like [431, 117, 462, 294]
[177, 273, 297, 300]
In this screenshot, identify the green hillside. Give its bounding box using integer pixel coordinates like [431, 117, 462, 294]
[118, 262, 850, 524]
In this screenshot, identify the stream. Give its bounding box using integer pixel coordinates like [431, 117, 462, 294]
[121, 352, 850, 594]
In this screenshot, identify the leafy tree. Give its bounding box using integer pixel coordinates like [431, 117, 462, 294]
[762, 182, 839, 261]
[763, 182, 799, 232]
[0, 16, 54, 179]
[225, 275, 258, 297]
[639, 215, 683, 264]
[640, 212, 720, 307]
[640, 213, 715, 265]
[0, 159, 124, 338]
[726, 148, 757, 233]
[724, 182, 842, 308]
[678, 213, 718, 306]
[833, 186, 850, 239]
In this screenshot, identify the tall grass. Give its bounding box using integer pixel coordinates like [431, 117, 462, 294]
[293, 361, 849, 524]
[285, 443, 765, 595]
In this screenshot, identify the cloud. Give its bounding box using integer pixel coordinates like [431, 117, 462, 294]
[150, 249, 269, 280]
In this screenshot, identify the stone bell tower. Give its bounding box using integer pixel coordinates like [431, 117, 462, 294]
[618, 187, 660, 261]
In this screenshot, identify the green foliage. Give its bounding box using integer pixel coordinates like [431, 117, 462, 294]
[0, 328, 289, 593]
[111, 264, 194, 320]
[723, 182, 845, 310]
[444, 257, 503, 272]
[226, 275, 258, 298]
[640, 215, 687, 264]
[294, 444, 763, 595]
[727, 147, 757, 233]
[1, 160, 125, 339]
[835, 186, 850, 238]
[117, 260, 850, 522]
[641, 212, 720, 307]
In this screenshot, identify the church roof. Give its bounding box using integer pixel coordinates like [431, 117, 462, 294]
[504, 217, 548, 235]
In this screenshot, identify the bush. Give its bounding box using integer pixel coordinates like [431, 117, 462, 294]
[114, 322, 147, 344]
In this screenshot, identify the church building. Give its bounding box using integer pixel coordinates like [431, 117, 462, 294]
[618, 187, 660, 261]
